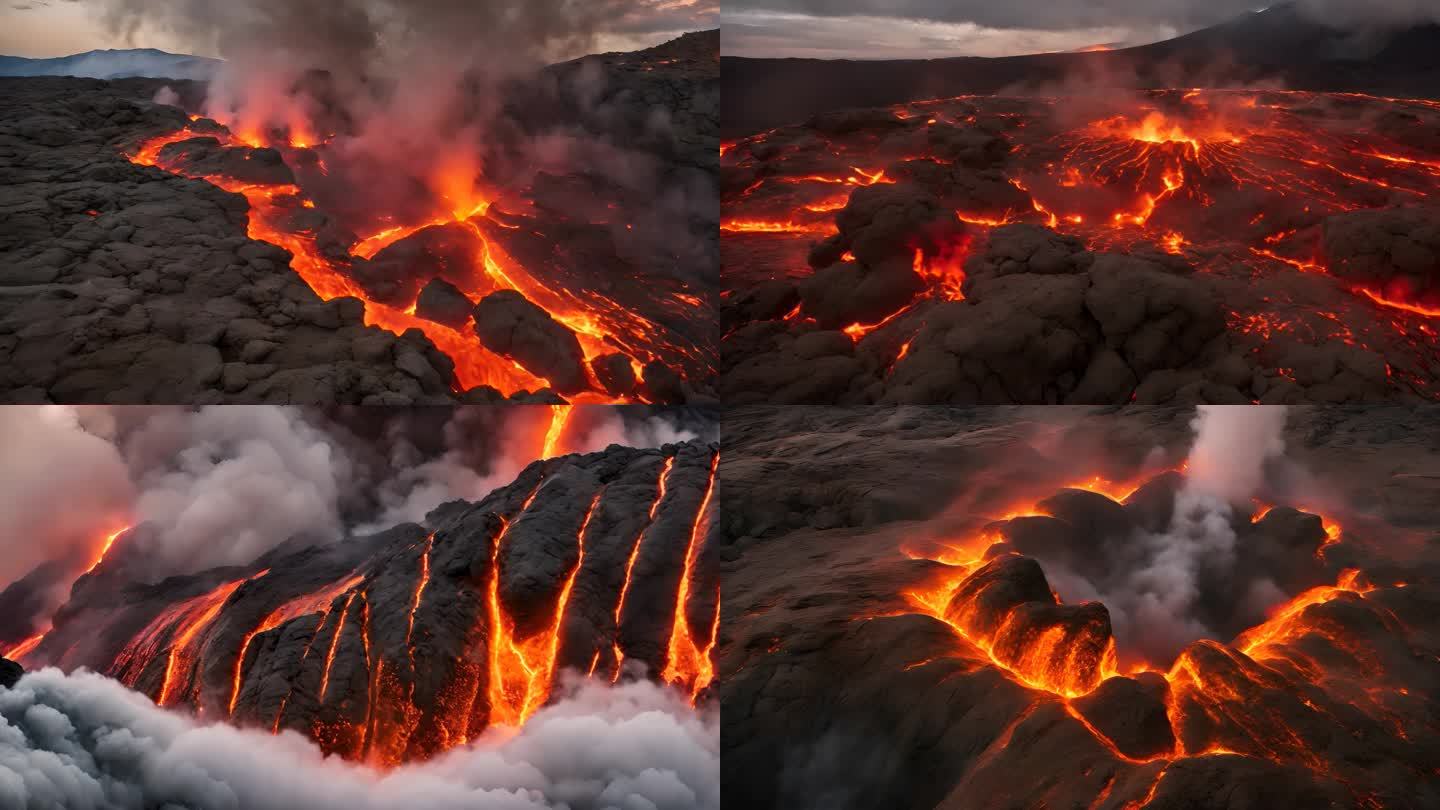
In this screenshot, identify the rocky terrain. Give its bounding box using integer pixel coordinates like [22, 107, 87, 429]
[721, 91, 1440, 406]
[719, 406, 1440, 810]
[0, 30, 719, 404]
[11, 437, 719, 764]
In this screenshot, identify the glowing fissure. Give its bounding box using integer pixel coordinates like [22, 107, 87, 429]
[318, 592, 359, 703]
[229, 573, 366, 715]
[613, 455, 677, 680]
[662, 451, 721, 702]
[137, 573, 260, 707]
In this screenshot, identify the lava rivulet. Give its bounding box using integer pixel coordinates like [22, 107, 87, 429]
[661, 451, 721, 702]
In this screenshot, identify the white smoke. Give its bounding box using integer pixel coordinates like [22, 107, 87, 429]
[0, 407, 134, 589]
[0, 668, 718, 810]
[124, 406, 354, 573]
[1183, 405, 1287, 504]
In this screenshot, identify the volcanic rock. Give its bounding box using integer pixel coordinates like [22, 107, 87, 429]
[799, 255, 925, 329]
[1323, 206, 1440, 308]
[0, 77, 462, 404]
[0, 657, 21, 689]
[926, 123, 1011, 168]
[831, 184, 944, 267]
[960, 224, 1093, 294]
[472, 289, 588, 394]
[351, 223, 488, 309]
[1071, 672, 1176, 760]
[640, 360, 685, 404]
[413, 277, 473, 329]
[591, 353, 637, 397]
[155, 137, 296, 186]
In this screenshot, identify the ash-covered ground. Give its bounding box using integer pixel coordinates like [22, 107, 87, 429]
[719, 406, 1440, 810]
[0, 30, 719, 405]
[721, 91, 1440, 406]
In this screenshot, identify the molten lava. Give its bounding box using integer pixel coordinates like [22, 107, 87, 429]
[661, 451, 721, 702]
[723, 89, 1440, 393]
[126, 122, 707, 401]
[613, 455, 677, 680]
[898, 470, 1406, 801]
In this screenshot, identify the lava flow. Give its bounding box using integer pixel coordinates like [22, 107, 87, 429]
[126, 120, 707, 401]
[897, 470, 1415, 805]
[661, 450, 721, 702]
[722, 89, 1440, 400]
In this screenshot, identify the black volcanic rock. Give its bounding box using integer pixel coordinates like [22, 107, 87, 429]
[591, 352, 637, 397]
[0, 657, 21, 689]
[472, 290, 588, 394]
[1072, 672, 1176, 760]
[352, 223, 489, 309]
[156, 137, 296, 186]
[0, 77, 460, 404]
[413, 277, 474, 329]
[1323, 206, 1440, 309]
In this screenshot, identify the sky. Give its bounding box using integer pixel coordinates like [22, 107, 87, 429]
[0, 0, 718, 58]
[719, 1, 1440, 59]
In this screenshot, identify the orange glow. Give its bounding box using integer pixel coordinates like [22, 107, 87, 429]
[662, 451, 721, 702]
[1359, 288, 1440, 318]
[720, 219, 836, 234]
[613, 455, 677, 680]
[318, 591, 358, 703]
[141, 575, 255, 706]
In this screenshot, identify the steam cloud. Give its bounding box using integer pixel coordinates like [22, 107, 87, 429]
[0, 668, 718, 810]
[1039, 406, 1291, 664]
[0, 405, 715, 610]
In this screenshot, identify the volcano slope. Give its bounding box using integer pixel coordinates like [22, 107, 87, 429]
[0, 30, 718, 405]
[719, 406, 1440, 810]
[6, 438, 719, 765]
[721, 91, 1440, 406]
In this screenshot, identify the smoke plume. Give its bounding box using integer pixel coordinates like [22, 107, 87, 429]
[0, 405, 715, 615]
[0, 667, 718, 810]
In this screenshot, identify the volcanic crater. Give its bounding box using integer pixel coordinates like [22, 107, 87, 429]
[721, 90, 1440, 405]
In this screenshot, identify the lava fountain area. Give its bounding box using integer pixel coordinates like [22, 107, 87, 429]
[1, 436, 720, 767]
[719, 406, 1440, 810]
[0, 30, 717, 404]
[721, 90, 1440, 406]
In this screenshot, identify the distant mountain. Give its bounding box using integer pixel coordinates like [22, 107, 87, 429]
[722, 3, 1440, 135]
[0, 48, 220, 80]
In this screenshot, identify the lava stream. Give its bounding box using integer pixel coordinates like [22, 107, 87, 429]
[661, 451, 721, 702]
[613, 455, 677, 680]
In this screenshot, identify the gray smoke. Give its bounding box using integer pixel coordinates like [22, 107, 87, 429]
[1039, 406, 1291, 664]
[0, 668, 718, 810]
[0, 406, 715, 591]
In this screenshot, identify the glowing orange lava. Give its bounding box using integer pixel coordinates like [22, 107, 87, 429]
[662, 451, 721, 702]
[613, 455, 677, 680]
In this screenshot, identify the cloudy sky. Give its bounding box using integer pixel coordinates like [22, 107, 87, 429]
[0, 0, 717, 58]
[720, 1, 1433, 59]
